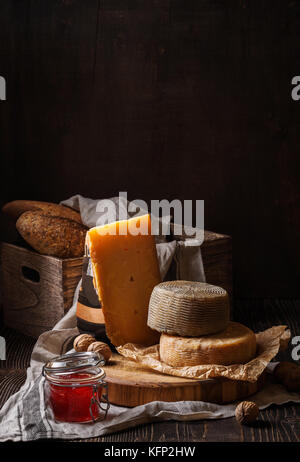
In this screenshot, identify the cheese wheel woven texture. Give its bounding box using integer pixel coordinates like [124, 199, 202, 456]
[147, 281, 230, 337]
[159, 322, 257, 367]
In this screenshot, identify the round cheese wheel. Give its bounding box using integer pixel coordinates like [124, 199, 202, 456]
[159, 322, 257, 367]
[148, 281, 230, 337]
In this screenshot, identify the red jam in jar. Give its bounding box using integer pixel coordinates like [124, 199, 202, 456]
[43, 352, 109, 423]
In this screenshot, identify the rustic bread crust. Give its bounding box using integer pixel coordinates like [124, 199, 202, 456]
[16, 210, 87, 258]
[2, 200, 82, 224]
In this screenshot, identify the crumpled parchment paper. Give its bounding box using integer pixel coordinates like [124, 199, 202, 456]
[117, 325, 289, 383]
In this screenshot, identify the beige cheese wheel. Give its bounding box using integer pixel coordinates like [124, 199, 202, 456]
[159, 322, 257, 367]
[148, 281, 230, 337]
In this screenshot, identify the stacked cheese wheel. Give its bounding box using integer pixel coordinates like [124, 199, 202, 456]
[147, 281, 257, 367]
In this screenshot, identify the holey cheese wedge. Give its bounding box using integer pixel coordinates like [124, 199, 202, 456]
[87, 214, 161, 347]
[148, 281, 230, 337]
[159, 322, 257, 367]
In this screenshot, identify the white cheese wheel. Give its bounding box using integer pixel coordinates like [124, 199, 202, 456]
[147, 281, 230, 337]
[159, 322, 257, 367]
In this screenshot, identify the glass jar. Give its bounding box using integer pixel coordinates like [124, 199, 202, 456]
[43, 351, 110, 423]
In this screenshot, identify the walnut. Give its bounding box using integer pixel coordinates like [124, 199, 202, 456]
[235, 401, 259, 425]
[274, 362, 300, 392]
[87, 341, 112, 362]
[73, 334, 95, 352]
[279, 329, 291, 352]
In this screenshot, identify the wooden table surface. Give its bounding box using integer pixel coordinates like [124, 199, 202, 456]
[1, 299, 300, 442]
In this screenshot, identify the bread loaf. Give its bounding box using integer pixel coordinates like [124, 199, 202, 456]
[148, 281, 230, 336]
[159, 322, 257, 367]
[2, 200, 82, 224]
[16, 211, 87, 258]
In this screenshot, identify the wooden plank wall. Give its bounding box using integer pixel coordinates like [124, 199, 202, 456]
[0, 0, 300, 298]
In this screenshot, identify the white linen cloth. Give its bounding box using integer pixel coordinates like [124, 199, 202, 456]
[0, 195, 299, 441]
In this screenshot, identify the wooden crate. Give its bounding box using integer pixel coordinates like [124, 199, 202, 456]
[0, 242, 83, 338]
[201, 230, 232, 297]
[170, 225, 232, 297]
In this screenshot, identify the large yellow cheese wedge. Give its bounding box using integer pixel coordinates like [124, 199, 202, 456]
[87, 214, 161, 347]
[159, 322, 257, 367]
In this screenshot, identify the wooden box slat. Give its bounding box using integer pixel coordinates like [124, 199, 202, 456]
[0, 242, 82, 338]
[170, 225, 232, 296]
[201, 231, 232, 296]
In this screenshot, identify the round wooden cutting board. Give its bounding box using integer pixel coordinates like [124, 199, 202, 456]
[102, 354, 266, 407]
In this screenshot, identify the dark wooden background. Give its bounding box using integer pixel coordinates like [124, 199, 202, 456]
[1, 0, 300, 298]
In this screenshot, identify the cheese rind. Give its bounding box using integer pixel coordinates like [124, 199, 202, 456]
[148, 281, 230, 336]
[87, 214, 161, 347]
[159, 322, 257, 367]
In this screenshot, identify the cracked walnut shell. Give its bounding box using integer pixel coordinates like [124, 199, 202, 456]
[87, 342, 112, 362]
[73, 334, 95, 352]
[235, 401, 259, 425]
